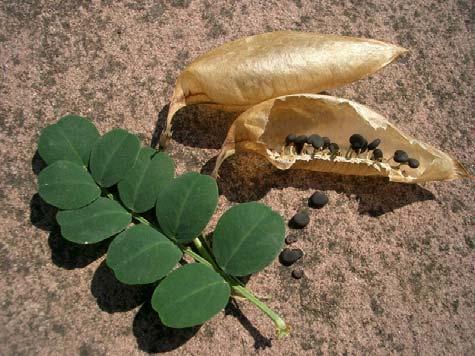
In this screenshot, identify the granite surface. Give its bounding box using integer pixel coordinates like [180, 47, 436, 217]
[1, 1, 474, 355]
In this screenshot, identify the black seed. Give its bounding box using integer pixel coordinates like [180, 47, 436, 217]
[367, 139, 381, 150]
[308, 134, 324, 149]
[285, 134, 297, 145]
[408, 158, 420, 168]
[372, 148, 383, 161]
[309, 191, 328, 208]
[349, 134, 366, 149]
[322, 137, 330, 149]
[290, 211, 310, 229]
[393, 150, 409, 163]
[294, 135, 308, 145]
[359, 140, 368, 153]
[291, 269, 304, 279]
[294, 135, 308, 154]
[279, 248, 304, 266]
[328, 143, 339, 154]
[285, 235, 298, 245]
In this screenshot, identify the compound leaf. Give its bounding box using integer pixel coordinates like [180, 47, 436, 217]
[155, 172, 218, 243]
[213, 202, 285, 276]
[107, 224, 182, 285]
[56, 197, 131, 244]
[151, 263, 230, 328]
[38, 160, 100, 209]
[118, 149, 174, 213]
[89, 129, 140, 187]
[38, 114, 99, 166]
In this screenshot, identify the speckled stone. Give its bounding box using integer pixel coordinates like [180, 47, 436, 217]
[1, 1, 474, 355]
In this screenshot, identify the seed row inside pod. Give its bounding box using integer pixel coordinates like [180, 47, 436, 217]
[281, 132, 421, 173]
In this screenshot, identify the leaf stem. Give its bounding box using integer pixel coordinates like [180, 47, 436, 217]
[231, 284, 290, 338]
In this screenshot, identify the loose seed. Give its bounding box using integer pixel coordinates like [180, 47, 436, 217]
[408, 158, 420, 168]
[290, 211, 310, 229]
[285, 235, 298, 245]
[291, 269, 304, 279]
[279, 248, 304, 266]
[393, 150, 409, 164]
[372, 148, 383, 161]
[309, 191, 328, 209]
[367, 138, 381, 150]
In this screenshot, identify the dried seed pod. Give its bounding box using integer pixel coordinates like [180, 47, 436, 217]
[160, 31, 407, 147]
[212, 94, 470, 183]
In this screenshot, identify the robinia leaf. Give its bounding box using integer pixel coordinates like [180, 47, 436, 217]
[155, 172, 218, 243]
[213, 202, 285, 276]
[107, 224, 182, 285]
[90, 129, 140, 187]
[38, 160, 100, 209]
[152, 263, 230, 328]
[56, 197, 131, 244]
[38, 114, 100, 165]
[118, 148, 175, 213]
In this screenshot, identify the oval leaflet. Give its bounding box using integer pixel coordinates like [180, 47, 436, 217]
[118, 149, 175, 213]
[107, 224, 182, 285]
[56, 197, 131, 244]
[152, 263, 230, 328]
[213, 202, 285, 276]
[155, 172, 218, 243]
[90, 129, 141, 187]
[38, 114, 100, 165]
[38, 160, 100, 210]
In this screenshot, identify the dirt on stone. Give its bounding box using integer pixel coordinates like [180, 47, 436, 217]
[1, 1, 474, 355]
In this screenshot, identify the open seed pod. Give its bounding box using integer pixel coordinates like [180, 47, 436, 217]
[212, 94, 470, 183]
[160, 31, 407, 147]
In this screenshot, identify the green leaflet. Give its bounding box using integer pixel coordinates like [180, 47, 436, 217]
[89, 129, 140, 187]
[107, 224, 182, 285]
[213, 202, 285, 276]
[56, 197, 131, 244]
[38, 114, 100, 166]
[155, 172, 218, 243]
[38, 160, 100, 209]
[118, 149, 175, 213]
[152, 263, 230, 328]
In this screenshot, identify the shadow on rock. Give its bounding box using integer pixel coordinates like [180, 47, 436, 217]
[31, 150, 47, 176]
[225, 300, 272, 350]
[30, 193, 110, 269]
[133, 300, 199, 353]
[91, 261, 155, 313]
[205, 152, 435, 216]
[151, 103, 240, 149]
[50, 228, 110, 269]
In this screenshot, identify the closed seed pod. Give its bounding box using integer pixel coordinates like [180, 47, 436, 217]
[159, 31, 407, 147]
[212, 94, 470, 183]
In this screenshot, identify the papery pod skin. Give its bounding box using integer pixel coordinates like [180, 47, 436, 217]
[160, 31, 407, 147]
[212, 94, 470, 183]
